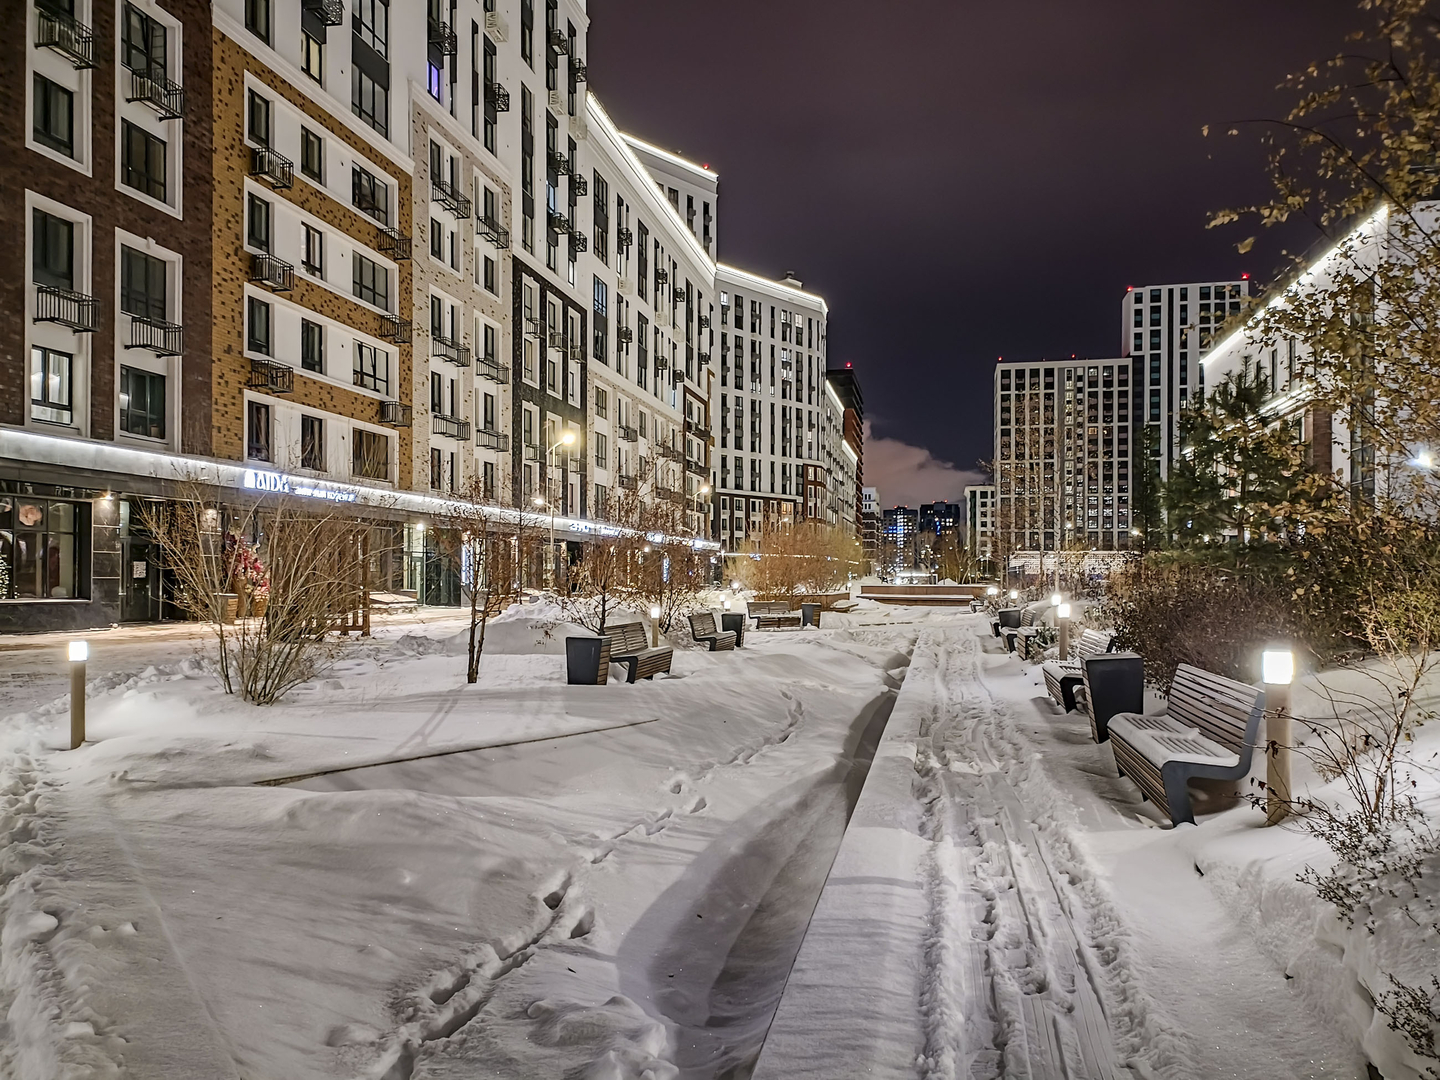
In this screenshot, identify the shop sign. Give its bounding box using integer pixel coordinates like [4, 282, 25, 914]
[242, 470, 359, 504]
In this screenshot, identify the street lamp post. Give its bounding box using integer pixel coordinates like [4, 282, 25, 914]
[68, 640, 88, 749]
[1056, 602, 1071, 661]
[1262, 646, 1295, 826]
[538, 430, 577, 590]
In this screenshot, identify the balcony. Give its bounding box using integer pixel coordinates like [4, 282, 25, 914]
[570, 58, 587, 83]
[617, 226, 633, 251]
[685, 419, 711, 439]
[476, 428, 509, 452]
[656, 486, 683, 505]
[302, 0, 345, 26]
[431, 334, 471, 367]
[34, 285, 98, 332]
[378, 226, 412, 261]
[685, 458, 707, 476]
[129, 316, 183, 356]
[380, 314, 412, 344]
[698, 351, 712, 365]
[428, 18, 457, 55]
[248, 357, 294, 393]
[547, 149, 573, 176]
[618, 424, 638, 443]
[35, 4, 94, 68]
[485, 80, 511, 112]
[433, 413, 471, 440]
[477, 213, 509, 248]
[570, 113, 589, 141]
[568, 232, 588, 255]
[699, 314, 711, 330]
[126, 68, 184, 121]
[250, 145, 294, 189]
[547, 210, 572, 235]
[571, 172, 588, 197]
[654, 355, 669, 372]
[658, 444, 683, 464]
[617, 474, 637, 492]
[250, 252, 295, 292]
[523, 442, 541, 461]
[655, 268, 669, 285]
[431, 177, 471, 219]
[617, 326, 633, 345]
[548, 29, 569, 53]
[476, 356, 508, 383]
[379, 400, 412, 427]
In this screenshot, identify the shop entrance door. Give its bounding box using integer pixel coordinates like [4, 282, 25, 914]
[120, 536, 165, 622]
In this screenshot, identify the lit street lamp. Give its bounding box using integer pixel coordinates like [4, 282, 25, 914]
[1262, 645, 1295, 825]
[537, 431, 578, 590]
[68, 640, 88, 749]
[649, 604, 662, 648]
[1056, 602, 1071, 660]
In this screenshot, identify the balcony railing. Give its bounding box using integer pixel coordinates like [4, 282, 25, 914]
[485, 80, 511, 112]
[35, 5, 94, 68]
[250, 252, 295, 292]
[431, 177, 472, 218]
[127, 68, 184, 120]
[249, 145, 294, 189]
[656, 486, 683, 505]
[379, 400, 412, 427]
[477, 213, 509, 248]
[248, 357, 294, 393]
[685, 458, 706, 476]
[658, 444, 683, 464]
[428, 18, 458, 55]
[302, 0, 345, 25]
[484, 9, 508, 39]
[568, 232, 588, 255]
[548, 29, 569, 53]
[617, 474, 637, 492]
[617, 227, 633, 252]
[523, 442, 541, 461]
[617, 326, 633, 345]
[34, 285, 98, 332]
[476, 428, 509, 452]
[548, 150, 573, 178]
[699, 314, 711, 329]
[698, 351, 712, 365]
[618, 424, 638, 443]
[129, 315, 183, 355]
[378, 226, 412, 261]
[433, 413, 471, 440]
[431, 334, 471, 367]
[685, 419, 711, 439]
[380, 314, 412, 344]
[547, 210, 572, 235]
[475, 356, 508, 383]
[570, 58, 587, 84]
[571, 173, 587, 197]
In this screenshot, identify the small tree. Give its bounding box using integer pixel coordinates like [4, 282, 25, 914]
[562, 485, 648, 634]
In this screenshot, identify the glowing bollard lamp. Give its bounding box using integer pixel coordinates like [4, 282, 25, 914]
[649, 605, 662, 649]
[1057, 603, 1072, 661]
[1009, 589, 1019, 601]
[1262, 646, 1295, 825]
[68, 640, 88, 750]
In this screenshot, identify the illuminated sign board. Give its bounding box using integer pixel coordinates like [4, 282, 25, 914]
[242, 470, 359, 504]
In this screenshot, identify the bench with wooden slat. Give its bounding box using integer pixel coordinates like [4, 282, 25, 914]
[992, 607, 1021, 638]
[1107, 663, 1266, 826]
[1001, 607, 1039, 652]
[747, 600, 802, 630]
[1042, 629, 1114, 711]
[601, 620, 674, 682]
[688, 610, 737, 651]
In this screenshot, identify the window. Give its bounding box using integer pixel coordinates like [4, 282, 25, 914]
[244, 0, 270, 43]
[483, 323, 497, 364]
[595, 387, 607, 419]
[301, 30, 323, 82]
[30, 347, 73, 424]
[247, 89, 270, 146]
[302, 224, 324, 276]
[595, 431, 607, 468]
[430, 447, 443, 488]
[247, 400, 272, 461]
[353, 342, 389, 394]
[32, 211, 74, 290]
[592, 172, 609, 264]
[121, 121, 166, 202]
[352, 165, 389, 225]
[482, 460, 495, 500]
[352, 68, 388, 137]
[301, 415, 325, 470]
[352, 253, 389, 310]
[120, 247, 167, 321]
[483, 256, 496, 294]
[300, 319, 324, 372]
[300, 128, 323, 182]
[246, 193, 270, 251]
[119, 366, 165, 439]
[592, 276, 608, 364]
[353, 429, 389, 480]
[482, 391, 495, 430]
[247, 296, 271, 354]
[0, 498, 82, 599]
[32, 75, 74, 157]
[520, 0, 533, 65]
[121, 3, 167, 76]
[354, 0, 388, 55]
[430, 216, 443, 260]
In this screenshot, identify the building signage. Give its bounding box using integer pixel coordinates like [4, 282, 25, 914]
[242, 469, 359, 504]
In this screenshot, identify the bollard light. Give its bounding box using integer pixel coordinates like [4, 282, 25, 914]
[1261, 645, 1295, 826]
[68, 640, 88, 750]
[1051, 592, 1062, 607]
[1056, 604, 1071, 660]
[1057, 603, 1071, 619]
[986, 586, 998, 597]
[649, 605, 662, 648]
[1009, 589, 1018, 600]
[723, 597, 731, 611]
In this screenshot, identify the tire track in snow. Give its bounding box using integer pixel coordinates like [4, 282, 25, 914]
[912, 627, 1184, 1080]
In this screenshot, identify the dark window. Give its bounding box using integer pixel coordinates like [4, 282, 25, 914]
[247, 296, 271, 354]
[247, 400, 272, 461]
[353, 343, 388, 394]
[352, 165, 389, 225]
[354, 0, 388, 56]
[119, 365, 166, 439]
[300, 30, 323, 82]
[32, 210, 74, 291]
[244, 0, 270, 43]
[30, 346, 73, 424]
[352, 253, 389, 310]
[637, 222, 648, 301]
[301, 319, 324, 372]
[353, 429, 389, 480]
[121, 122, 166, 202]
[301, 414, 325, 470]
[483, 255, 496, 293]
[520, 0, 533, 65]
[247, 193, 270, 251]
[592, 172, 609, 264]
[247, 89, 270, 145]
[482, 34, 497, 153]
[300, 128, 323, 181]
[430, 446, 442, 488]
[120, 247, 167, 321]
[121, 2, 167, 76]
[302, 224, 323, 276]
[0, 498, 83, 600]
[32, 75, 74, 157]
[352, 67, 388, 136]
[592, 276, 608, 364]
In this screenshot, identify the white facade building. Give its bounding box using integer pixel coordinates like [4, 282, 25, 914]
[964, 484, 995, 560]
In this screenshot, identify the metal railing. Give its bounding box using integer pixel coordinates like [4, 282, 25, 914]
[658, 444, 683, 463]
[249, 252, 295, 292]
[250, 145, 294, 189]
[475, 356, 508, 383]
[378, 226, 412, 261]
[302, 0, 345, 24]
[477, 213, 509, 248]
[547, 149, 573, 176]
[571, 173, 587, 197]
[433, 413, 471, 440]
[618, 424, 638, 443]
[129, 315, 183, 355]
[127, 68, 184, 120]
[617, 326, 634, 344]
[485, 80, 511, 112]
[35, 4, 94, 68]
[428, 18, 458, 55]
[248, 357, 294, 393]
[548, 29, 569, 53]
[34, 284, 98, 332]
[431, 334, 471, 367]
[379, 400, 412, 427]
[617, 474, 638, 491]
[380, 314, 411, 344]
[476, 428, 509, 451]
[431, 177, 472, 218]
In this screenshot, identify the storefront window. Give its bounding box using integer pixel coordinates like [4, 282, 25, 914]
[0, 497, 83, 599]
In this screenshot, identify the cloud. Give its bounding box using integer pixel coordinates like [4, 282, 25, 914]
[863, 421, 987, 508]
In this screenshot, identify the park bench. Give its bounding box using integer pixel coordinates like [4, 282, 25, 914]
[748, 601, 802, 630]
[1107, 664, 1266, 827]
[688, 610, 737, 651]
[1042, 629, 1115, 711]
[1001, 607, 1039, 653]
[992, 607, 1021, 638]
[600, 620, 674, 682]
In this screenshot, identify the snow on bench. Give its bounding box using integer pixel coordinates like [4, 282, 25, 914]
[747, 601, 802, 629]
[600, 621, 673, 682]
[1042, 629, 1114, 711]
[687, 610, 737, 651]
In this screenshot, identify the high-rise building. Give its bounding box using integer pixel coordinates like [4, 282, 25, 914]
[964, 484, 996, 562]
[825, 362, 864, 538]
[881, 505, 918, 571]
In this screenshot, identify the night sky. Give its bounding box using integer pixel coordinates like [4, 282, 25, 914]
[589, 1, 1363, 506]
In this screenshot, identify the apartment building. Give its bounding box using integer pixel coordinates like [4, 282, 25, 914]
[826, 361, 864, 537]
[623, 135, 717, 262]
[993, 358, 1134, 554]
[964, 483, 995, 562]
[712, 265, 831, 550]
[861, 485, 880, 562]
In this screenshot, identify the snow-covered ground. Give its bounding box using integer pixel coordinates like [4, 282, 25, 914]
[2, 604, 1434, 1079]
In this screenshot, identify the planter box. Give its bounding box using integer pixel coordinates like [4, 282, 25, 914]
[216, 593, 239, 625]
[566, 635, 612, 685]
